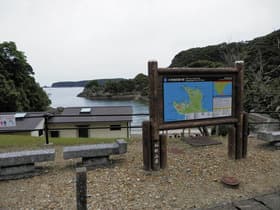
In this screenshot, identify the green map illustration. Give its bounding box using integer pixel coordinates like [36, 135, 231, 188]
[163, 80, 232, 122]
[173, 87, 206, 114]
[214, 81, 231, 95]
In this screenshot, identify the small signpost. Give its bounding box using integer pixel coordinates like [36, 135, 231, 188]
[0, 115, 16, 128]
[143, 60, 248, 171]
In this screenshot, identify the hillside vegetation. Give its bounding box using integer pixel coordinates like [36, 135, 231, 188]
[172, 30, 280, 116]
[0, 42, 51, 112]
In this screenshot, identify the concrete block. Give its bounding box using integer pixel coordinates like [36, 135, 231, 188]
[0, 149, 55, 167]
[255, 193, 280, 210]
[82, 157, 110, 167]
[63, 143, 119, 159]
[257, 131, 280, 142]
[63, 139, 127, 159]
[249, 113, 279, 132]
[206, 204, 236, 210]
[233, 199, 269, 210]
[116, 139, 127, 154]
[275, 142, 280, 150]
[0, 164, 35, 176]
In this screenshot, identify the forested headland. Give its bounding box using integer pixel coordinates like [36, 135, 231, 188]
[78, 74, 149, 101]
[0, 42, 50, 112]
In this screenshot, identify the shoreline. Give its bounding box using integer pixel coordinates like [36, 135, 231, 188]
[77, 94, 149, 103]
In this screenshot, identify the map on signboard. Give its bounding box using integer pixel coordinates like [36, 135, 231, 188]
[163, 78, 232, 122]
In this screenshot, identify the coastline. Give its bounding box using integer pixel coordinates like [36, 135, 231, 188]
[77, 93, 149, 103]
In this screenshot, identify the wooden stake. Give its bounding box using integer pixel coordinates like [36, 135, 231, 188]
[242, 112, 249, 158]
[142, 121, 152, 171]
[76, 167, 87, 210]
[160, 134, 167, 169]
[152, 139, 160, 170]
[235, 61, 244, 159]
[228, 126, 236, 159]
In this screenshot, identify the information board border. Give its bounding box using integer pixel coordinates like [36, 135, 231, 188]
[145, 60, 246, 169]
[152, 70, 239, 129]
[161, 74, 236, 125]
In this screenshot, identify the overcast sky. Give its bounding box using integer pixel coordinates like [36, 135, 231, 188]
[0, 0, 279, 86]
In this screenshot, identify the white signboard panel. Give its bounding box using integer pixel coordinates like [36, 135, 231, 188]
[0, 115, 16, 127]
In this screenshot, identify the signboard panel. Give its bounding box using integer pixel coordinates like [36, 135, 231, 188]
[163, 76, 233, 123]
[0, 115, 16, 128]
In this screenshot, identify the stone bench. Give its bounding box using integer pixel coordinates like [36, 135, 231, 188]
[257, 131, 280, 149]
[0, 149, 55, 180]
[63, 139, 127, 167]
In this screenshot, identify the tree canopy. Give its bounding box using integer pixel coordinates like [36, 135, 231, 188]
[0, 41, 51, 112]
[80, 73, 149, 99]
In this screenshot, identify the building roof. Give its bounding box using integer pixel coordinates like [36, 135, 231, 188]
[0, 112, 45, 133]
[48, 106, 133, 124]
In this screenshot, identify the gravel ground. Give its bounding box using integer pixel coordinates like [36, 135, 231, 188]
[0, 136, 280, 209]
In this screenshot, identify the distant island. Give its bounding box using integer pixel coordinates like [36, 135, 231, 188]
[77, 74, 149, 101]
[51, 78, 124, 88]
[51, 80, 90, 87]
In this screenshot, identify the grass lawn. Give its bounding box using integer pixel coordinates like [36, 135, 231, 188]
[0, 134, 119, 149]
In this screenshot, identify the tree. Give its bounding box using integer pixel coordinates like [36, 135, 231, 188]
[0, 41, 51, 112]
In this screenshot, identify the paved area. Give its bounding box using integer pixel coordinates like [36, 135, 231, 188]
[198, 191, 280, 210]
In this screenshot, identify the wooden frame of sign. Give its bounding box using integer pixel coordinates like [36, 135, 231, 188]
[142, 60, 248, 171]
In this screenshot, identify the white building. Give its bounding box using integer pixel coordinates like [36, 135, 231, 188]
[47, 106, 132, 139]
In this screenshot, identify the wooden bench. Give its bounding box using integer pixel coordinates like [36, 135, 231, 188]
[63, 139, 127, 167]
[0, 149, 55, 180]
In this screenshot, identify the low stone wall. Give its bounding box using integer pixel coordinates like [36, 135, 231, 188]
[63, 139, 127, 167]
[0, 149, 55, 180]
[249, 113, 279, 133]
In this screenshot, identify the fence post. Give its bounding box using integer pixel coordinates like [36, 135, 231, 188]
[242, 112, 249, 158]
[228, 126, 236, 159]
[142, 121, 152, 170]
[235, 61, 244, 159]
[44, 114, 49, 145]
[160, 134, 167, 169]
[76, 167, 87, 210]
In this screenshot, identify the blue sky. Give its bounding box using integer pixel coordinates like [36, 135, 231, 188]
[0, 0, 279, 86]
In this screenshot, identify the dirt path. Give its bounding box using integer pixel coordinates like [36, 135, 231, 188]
[0, 137, 279, 209]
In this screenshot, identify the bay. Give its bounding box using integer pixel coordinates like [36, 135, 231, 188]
[44, 87, 149, 133]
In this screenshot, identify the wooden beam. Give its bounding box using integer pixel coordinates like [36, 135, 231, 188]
[242, 112, 249, 158]
[235, 61, 244, 159]
[159, 118, 238, 130]
[157, 67, 237, 74]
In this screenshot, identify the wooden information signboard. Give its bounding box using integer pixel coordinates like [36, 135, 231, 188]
[143, 60, 248, 171]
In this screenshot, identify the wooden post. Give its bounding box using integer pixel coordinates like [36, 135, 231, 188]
[235, 61, 244, 159]
[76, 167, 87, 210]
[151, 136, 161, 171]
[148, 61, 161, 170]
[44, 114, 49, 145]
[242, 112, 249, 158]
[160, 134, 167, 169]
[228, 126, 236, 159]
[142, 121, 152, 170]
